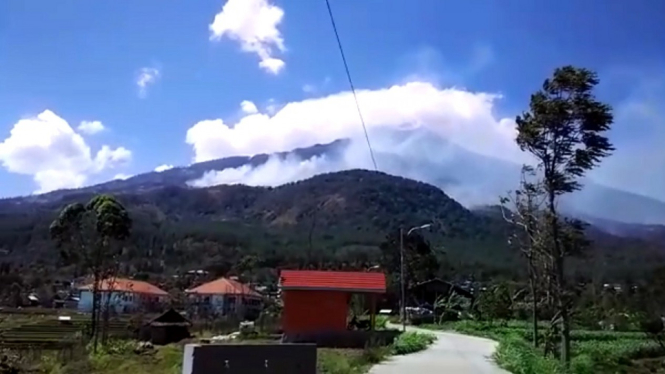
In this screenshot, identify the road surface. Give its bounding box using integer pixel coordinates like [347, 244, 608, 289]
[368, 324, 511, 374]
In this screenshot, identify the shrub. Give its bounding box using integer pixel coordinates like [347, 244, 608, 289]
[494, 334, 564, 374]
[374, 315, 388, 330]
[361, 345, 390, 364]
[392, 331, 436, 355]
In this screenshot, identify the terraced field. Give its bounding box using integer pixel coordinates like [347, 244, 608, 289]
[0, 316, 134, 349]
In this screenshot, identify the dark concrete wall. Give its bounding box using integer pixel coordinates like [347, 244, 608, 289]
[183, 343, 316, 374]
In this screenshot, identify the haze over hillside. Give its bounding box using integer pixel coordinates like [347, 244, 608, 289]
[5, 129, 665, 228]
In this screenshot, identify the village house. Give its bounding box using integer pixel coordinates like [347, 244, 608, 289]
[279, 270, 386, 336]
[185, 277, 263, 318]
[77, 278, 168, 314]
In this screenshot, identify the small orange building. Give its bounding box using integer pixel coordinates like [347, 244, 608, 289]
[279, 270, 386, 334]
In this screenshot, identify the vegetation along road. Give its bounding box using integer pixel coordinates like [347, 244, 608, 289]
[368, 324, 509, 374]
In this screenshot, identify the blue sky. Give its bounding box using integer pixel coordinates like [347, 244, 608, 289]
[0, 0, 664, 199]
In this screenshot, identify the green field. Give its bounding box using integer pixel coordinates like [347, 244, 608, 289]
[0, 314, 133, 349]
[422, 320, 664, 374]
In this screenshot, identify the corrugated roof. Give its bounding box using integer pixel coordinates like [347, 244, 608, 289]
[279, 270, 386, 293]
[185, 277, 262, 297]
[78, 278, 168, 296]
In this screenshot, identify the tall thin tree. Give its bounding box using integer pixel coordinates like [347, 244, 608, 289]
[514, 66, 614, 364]
[50, 194, 131, 352]
[501, 165, 547, 347]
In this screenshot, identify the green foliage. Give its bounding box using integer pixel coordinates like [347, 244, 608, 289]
[317, 347, 387, 374]
[476, 283, 514, 321]
[0, 169, 661, 295]
[86, 195, 132, 242]
[374, 315, 389, 330]
[392, 331, 436, 355]
[49, 194, 132, 271]
[494, 333, 564, 374]
[515, 66, 614, 195]
[426, 320, 661, 374]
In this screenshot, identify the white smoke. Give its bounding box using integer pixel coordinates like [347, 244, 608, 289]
[185, 80, 530, 205]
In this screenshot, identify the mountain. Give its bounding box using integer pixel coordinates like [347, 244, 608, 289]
[0, 169, 663, 287]
[4, 130, 664, 227]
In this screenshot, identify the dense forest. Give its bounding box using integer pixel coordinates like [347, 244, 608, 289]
[0, 168, 663, 298]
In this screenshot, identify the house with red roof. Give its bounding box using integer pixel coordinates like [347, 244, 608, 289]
[185, 277, 263, 317]
[279, 270, 386, 335]
[77, 278, 168, 314]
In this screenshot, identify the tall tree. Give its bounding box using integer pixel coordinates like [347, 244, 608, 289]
[514, 66, 614, 365]
[49, 194, 132, 351]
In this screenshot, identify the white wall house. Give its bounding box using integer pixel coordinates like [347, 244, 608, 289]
[78, 278, 168, 314]
[185, 277, 263, 317]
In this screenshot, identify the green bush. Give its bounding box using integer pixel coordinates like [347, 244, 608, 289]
[424, 320, 661, 374]
[361, 345, 391, 364]
[317, 347, 388, 374]
[392, 331, 436, 355]
[494, 334, 564, 374]
[374, 315, 388, 330]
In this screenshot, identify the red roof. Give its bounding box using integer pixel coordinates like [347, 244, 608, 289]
[185, 277, 262, 297]
[279, 270, 386, 293]
[78, 278, 168, 296]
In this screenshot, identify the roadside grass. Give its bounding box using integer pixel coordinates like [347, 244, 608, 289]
[421, 320, 660, 374]
[30, 321, 435, 374]
[392, 331, 437, 355]
[318, 346, 391, 374]
[36, 339, 396, 374]
[38, 341, 183, 374]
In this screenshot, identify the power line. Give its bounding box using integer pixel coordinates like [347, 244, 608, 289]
[324, 0, 378, 171]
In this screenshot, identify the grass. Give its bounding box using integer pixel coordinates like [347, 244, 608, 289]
[13, 315, 433, 374]
[421, 320, 661, 374]
[34, 338, 395, 374]
[392, 331, 437, 355]
[318, 346, 391, 374]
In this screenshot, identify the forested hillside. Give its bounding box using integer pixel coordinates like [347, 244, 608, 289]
[0, 169, 662, 291]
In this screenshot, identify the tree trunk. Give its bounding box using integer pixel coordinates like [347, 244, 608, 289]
[548, 190, 570, 366]
[91, 273, 100, 353]
[528, 263, 539, 347]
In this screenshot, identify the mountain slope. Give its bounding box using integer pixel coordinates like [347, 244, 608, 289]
[3, 131, 663, 226]
[0, 169, 662, 285]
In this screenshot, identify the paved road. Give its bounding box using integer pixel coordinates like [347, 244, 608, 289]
[368, 324, 511, 374]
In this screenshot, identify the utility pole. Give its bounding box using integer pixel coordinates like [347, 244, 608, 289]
[400, 223, 432, 332]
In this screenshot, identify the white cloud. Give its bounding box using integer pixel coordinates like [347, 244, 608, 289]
[77, 120, 105, 135]
[95, 145, 132, 171]
[154, 164, 174, 172]
[209, 0, 286, 74]
[185, 81, 523, 166]
[136, 67, 160, 98]
[185, 80, 532, 203]
[240, 100, 258, 114]
[113, 173, 132, 181]
[0, 110, 132, 194]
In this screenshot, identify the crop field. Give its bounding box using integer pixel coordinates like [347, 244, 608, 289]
[0, 314, 133, 349]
